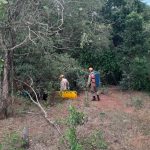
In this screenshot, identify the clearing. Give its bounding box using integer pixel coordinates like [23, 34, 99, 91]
[0, 86, 150, 150]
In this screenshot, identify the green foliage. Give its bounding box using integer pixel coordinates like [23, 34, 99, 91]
[124, 12, 144, 52]
[102, 0, 150, 89]
[1, 0, 150, 94]
[66, 128, 83, 150]
[0, 132, 25, 150]
[66, 106, 85, 150]
[0, 0, 7, 19]
[120, 71, 133, 90]
[81, 131, 108, 150]
[119, 11, 150, 90]
[68, 105, 85, 127]
[14, 52, 82, 92]
[61, 0, 112, 79]
[0, 0, 7, 5]
[130, 57, 150, 90]
[120, 57, 150, 90]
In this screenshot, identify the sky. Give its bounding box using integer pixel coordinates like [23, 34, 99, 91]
[142, 0, 150, 5]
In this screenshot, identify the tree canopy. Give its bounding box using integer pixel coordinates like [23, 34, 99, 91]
[0, 0, 150, 99]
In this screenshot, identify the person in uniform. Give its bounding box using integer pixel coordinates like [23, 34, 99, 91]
[59, 74, 69, 91]
[87, 67, 100, 101]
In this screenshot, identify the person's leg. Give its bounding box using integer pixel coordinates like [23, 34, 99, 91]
[91, 86, 96, 101]
[96, 88, 100, 101]
[97, 94, 100, 101]
[92, 93, 96, 101]
[92, 86, 98, 101]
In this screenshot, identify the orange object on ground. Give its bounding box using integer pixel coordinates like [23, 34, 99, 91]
[58, 91, 77, 99]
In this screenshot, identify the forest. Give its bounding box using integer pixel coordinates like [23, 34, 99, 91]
[0, 0, 150, 150]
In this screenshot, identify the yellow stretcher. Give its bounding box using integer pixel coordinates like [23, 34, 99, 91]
[58, 91, 77, 99]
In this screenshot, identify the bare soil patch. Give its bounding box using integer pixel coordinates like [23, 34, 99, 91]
[0, 86, 149, 150]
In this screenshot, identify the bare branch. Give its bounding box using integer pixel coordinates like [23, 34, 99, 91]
[30, 29, 45, 41]
[54, 0, 64, 29]
[9, 36, 29, 51]
[28, 26, 36, 45]
[15, 78, 69, 148]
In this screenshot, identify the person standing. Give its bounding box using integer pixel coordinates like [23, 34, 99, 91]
[59, 74, 69, 91]
[87, 67, 100, 101]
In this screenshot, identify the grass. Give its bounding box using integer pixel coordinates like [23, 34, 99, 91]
[81, 130, 108, 150]
[0, 87, 149, 150]
[126, 96, 144, 109]
[0, 132, 25, 150]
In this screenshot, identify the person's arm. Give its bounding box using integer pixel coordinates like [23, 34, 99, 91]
[60, 80, 65, 91]
[60, 80, 62, 91]
[67, 80, 70, 90]
[87, 74, 91, 87]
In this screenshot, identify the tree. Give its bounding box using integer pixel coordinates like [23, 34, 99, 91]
[0, 0, 65, 118]
[0, 58, 4, 97]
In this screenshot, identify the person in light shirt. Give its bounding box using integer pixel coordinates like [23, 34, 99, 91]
[59, 74, 70, 91]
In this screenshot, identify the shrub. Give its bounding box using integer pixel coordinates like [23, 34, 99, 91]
[120, 57, 150, 91]
[0, 132, 25, 150]
[65, 106, 85, 150]
[128, 97, 144, 109]
[81, 130, 108, 150]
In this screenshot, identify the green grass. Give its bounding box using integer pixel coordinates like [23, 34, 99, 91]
[0, 132, 25, 150]
[81, 130, 108, 150]
[127, 97, 144, 109]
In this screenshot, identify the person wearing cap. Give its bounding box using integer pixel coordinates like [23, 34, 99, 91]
[59, 74, 70, 91]
[87, 67, 100, 101]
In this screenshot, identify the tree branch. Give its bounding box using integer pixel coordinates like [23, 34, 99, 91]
[9, 36, 29, 50]
[15, 78, 69, 148]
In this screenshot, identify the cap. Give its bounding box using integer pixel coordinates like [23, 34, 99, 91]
[89, 67, 93, 71]
[59, 74, 64, 79]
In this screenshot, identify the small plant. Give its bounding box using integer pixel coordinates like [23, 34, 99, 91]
[99, 112, 106, 121]
[128, 97, 144, 109]
[43, 100, 49, 108]
[65, 105, 85, 150]
[0, 144, 2, 150]
[68, 105, 85, 127]
[1, 132, 25, 150]
[81, 131, 108, 150]
[132, 98, 143, 109]
[66, 128, 83, 150]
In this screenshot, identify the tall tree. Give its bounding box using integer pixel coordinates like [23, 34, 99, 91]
[0, 0, 64, 118]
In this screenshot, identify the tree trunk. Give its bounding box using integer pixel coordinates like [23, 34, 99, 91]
[0, 22, 16, 119]
[0, 50, 9, 119]
[0, 81, 1, 97]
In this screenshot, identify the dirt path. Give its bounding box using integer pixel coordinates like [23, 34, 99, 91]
[78, 86, 134, 113]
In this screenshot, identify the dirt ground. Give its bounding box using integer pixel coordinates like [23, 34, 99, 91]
[0, 86, 150, 150]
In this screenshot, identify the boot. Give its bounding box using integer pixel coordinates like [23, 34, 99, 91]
[92, 96, 96, 101]
[97, 95, 100, 101]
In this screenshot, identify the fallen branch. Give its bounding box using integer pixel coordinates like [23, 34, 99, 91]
[15, 78, 69, 148]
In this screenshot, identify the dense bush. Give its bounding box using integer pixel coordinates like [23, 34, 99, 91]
[120, 57, 150, 90]
[14, 52, 86, 95]
[1, 0, 150, 97]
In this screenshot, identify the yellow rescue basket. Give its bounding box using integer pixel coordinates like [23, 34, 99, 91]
[58, 91, 77, 99]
